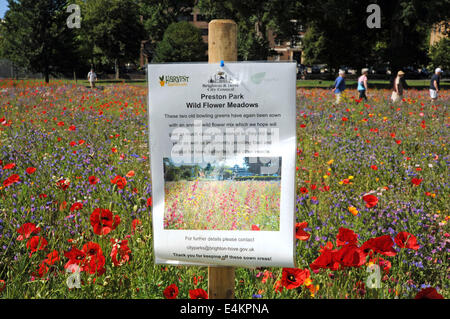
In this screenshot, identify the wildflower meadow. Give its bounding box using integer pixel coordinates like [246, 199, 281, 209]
[0, 79, 448, 299]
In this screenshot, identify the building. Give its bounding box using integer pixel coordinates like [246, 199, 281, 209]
[232, 165, 253, 178]
[267, 21, 305, 64]
[430, 21, 449, 46]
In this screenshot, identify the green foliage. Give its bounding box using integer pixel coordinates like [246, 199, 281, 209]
[428, 37, 450, 71]
[0, 0, 80, 82]
[197, 0, 295, 61]
[138, 0, 196, 60]
[301, 24, 327, 67]
[76, 0, 145, 78]
[152, 21, 207, 63]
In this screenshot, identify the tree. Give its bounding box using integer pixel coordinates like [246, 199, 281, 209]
[152, 21, 207, 63]
[79, 0, 145, 79]
[299, 0, 380, 78]
[139, 0, 196, 61]
[296, 0, 449, 79]
[0, 0, 79, 83]
[429, 37, 450, 71]
[197, 0, 299, 61]
[374, 0, 449, 75]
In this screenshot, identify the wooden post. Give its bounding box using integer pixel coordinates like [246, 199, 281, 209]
[207, 19, 237, 300]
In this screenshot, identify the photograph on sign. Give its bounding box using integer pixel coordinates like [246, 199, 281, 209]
[163, 156, 281, 231]
[148, 62, 296, 268]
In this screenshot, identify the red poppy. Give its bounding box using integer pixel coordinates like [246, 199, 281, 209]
[57, 121, 65, 126]
[132, 219, 142, 234]
[88, 175, 99, 185]
[336, 227, 358, 247]
[125, 170, 135, 178]
[414, 287, 444, 299]
[319, 241, 334, 253]
[411, 178, 422, 186]
[110, 175, 127, 189]
[3, 174, 20, 187]
[334, 245, 366, 268]
[16, 222, 41, 241]
[3, 163, 15, 170]
[310, 248, 340, 273]
[69, 141, 77, 147]
[370, 165, 378, 170]
[78, 139, 85, 145]
[273, 280, 283, 293]
[361, 235, 397, 257]
[38, 193, 47, 199]
[163, 284, 179, 299]
[110, 239, 132, 266]
[147, 197, 152, 207]
[281, 268, 310, 289]
[44, 250, 60, 265]
[56, 178, 70, 190]
[81, 242, 106, 275]
[70, 202, 83, 212]
[295, 222, 310, 241]
[299, 187, 308, 194]
[394, 232, 420, 250]
[251, 224, 260, 231]
[68, 125, 76, 131]
[370, 256, 391, 274]
[189, 288, 208, 299]
[35, 261, 50, 278]
[362, 194, 378, 208]
[90, 208, 120, 235]
[64, 246, 86, 269]
[0, 280, 5, 293]
[25, 167, 36, 174]
[26, 236, 48, 255]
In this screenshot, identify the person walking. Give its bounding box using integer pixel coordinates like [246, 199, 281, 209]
[87, 69, 97, 89]
[357, 68, 369, 101]
[429, 68, 443, 101]
[332, 70, 346, 104]
[391, 70, 405, 103]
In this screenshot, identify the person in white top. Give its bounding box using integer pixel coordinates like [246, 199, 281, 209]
[87, 69, 97, 88]
[391, 70, 405, 103]
[357, 68, 369, 101]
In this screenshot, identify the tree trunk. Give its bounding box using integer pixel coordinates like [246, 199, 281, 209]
[44, 66, 50, 83]
[389, 0, 403, 81]
[115, 59, 119, 80]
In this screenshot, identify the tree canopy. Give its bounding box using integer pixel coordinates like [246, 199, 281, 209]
[0, 0, 79, 82]
[152, 21, 207, 63]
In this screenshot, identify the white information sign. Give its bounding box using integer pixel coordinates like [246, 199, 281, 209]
[148, 62, 296, 267]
